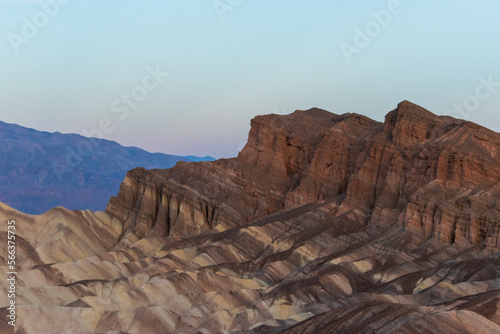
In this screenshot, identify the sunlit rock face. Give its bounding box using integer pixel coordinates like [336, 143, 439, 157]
[2, 101, 500, 333]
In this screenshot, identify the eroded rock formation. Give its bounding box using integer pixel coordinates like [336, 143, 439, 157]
[1, 101, 500, 333]
[107, 100, 500, 247]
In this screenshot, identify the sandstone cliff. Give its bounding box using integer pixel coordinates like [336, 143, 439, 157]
[1, 101, 500, 333]
[107, 100, 500, 247]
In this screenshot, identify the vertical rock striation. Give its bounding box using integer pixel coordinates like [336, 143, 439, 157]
[106, 100, 500, 247]
[4, 101, 500, 333]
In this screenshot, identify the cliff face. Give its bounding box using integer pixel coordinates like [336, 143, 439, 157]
[3, 101, 500, 333]
[106, 100, 500, 247]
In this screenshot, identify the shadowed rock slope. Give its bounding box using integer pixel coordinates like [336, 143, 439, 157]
[1, 101, 500, 333]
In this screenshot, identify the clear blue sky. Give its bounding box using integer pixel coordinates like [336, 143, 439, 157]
[1, 0, 499, 158]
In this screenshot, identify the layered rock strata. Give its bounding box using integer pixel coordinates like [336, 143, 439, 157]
[1, 101, 500, 333]
[107, 101, 500, 247]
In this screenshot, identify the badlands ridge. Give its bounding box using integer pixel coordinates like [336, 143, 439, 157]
[1, 101, 500, 333]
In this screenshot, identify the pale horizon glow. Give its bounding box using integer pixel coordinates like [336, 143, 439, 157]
[1, 0, 499, 158]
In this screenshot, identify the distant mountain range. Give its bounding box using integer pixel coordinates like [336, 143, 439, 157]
[0, 120, 213, 214]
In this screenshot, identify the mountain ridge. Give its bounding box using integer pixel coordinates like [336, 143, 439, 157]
[0, 120, 214, 214]
[1, 101, 500, 333]
[106, 100, 499, 246]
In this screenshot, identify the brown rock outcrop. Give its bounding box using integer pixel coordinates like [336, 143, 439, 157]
[107, 100, 500, 247]
[2, 101, 500, 333]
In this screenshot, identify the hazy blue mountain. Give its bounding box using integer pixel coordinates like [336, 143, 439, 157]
[0, 121, 214, 214]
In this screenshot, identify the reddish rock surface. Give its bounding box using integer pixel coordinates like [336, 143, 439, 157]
[107, 100, 500, 247]
[2, 101, 500, 333]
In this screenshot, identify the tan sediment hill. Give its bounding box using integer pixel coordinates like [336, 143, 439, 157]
[1, 101, 500, 333]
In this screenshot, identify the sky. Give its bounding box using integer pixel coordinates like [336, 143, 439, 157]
[0, 0, 499, 158]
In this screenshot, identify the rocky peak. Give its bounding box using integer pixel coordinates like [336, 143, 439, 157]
[383, 100, 449, 146]
[5, 101, 500, 333]
[106, 101, 500, 248]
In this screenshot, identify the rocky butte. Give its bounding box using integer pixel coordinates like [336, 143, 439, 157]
[1, 101, 500, 333]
